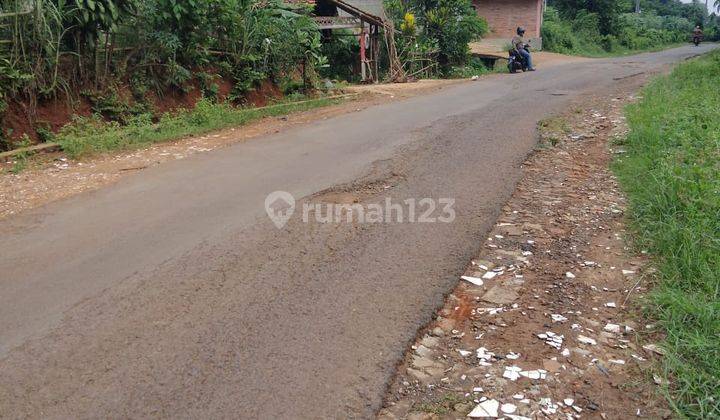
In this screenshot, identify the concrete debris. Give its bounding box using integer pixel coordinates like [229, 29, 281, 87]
[605, 302, 617, 308]
[461, 275, 484, 286]
[476, 347, 495, 362]
[482, 271, 498, 280]
[564, 398, 575, 406]
[622, 270, 636, 276]
[539, 398, 559, 415]
[565, 272, 576, 279]
[481, 286, 519, 304]
[642, 344, 666, 355]
[609, 359, 626, 365]
[551, 314, 568, 323]
[458, 349, 472, 357]
[468, 399, 500, 418]
[578, 335, 597, 346]
[506, 352, 521, 360]
[604, 323, 621, 333]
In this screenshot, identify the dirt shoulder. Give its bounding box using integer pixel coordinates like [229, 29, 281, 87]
[378, 85, 671, 419]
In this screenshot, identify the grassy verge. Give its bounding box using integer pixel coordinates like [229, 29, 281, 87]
[572, 42, 686, 58]
[57, 95, 351, 159]
[613, 51, 720, 417]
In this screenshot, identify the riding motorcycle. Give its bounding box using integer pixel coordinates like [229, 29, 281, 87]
[693, 35, 702, 46]
[508, 45, 531, 73]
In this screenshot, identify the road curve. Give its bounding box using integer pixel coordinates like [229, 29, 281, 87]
[0, 45, 715, 419]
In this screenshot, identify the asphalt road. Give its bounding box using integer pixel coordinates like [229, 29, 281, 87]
[0, 45, 715, 419]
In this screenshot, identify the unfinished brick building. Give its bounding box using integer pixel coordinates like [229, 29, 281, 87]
[473, 0, 544, 46]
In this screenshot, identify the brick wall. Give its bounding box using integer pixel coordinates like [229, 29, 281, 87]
[473, 0, 542, 39]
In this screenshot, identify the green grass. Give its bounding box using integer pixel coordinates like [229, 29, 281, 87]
[613, 50, 720, 417]
[57, 95, 349, 159]
[572, 42, 686, 58]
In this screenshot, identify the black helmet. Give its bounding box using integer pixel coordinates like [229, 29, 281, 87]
[517, 27, 526, 35]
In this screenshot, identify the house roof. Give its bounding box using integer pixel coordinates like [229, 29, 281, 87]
[286, 0, 385, 21]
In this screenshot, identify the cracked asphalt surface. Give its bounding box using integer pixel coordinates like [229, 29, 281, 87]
[0, 45, 715, 419]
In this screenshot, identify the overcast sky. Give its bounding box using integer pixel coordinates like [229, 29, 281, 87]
[679, 0, 717, 14]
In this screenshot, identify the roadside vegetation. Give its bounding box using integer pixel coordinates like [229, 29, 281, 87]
[543, 0, 720, 56]
[1, 0, 491, 157]
[0, 0, 328, 152]
[613, 51, 720, 417]
[57, 96, 344, 158]
[383, 0, 489, 78]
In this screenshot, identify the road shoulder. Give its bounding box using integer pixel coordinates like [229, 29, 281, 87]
[379, 87, 671, 419]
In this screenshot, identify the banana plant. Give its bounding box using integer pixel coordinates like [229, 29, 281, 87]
[57, 0, 136, 46]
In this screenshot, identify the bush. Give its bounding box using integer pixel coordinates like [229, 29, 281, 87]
[385, 0, 488, 75]
[542, 6, 693, 55]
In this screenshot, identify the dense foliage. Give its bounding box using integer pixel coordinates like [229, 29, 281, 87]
[0, 0, 324, 148]
[384, 0, 488, 75]
[543, 0, 719, 55]
[614, 50, 720, 418]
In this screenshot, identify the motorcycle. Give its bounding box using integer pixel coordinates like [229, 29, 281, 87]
[508, 45, 531, 73]
[693, 35, 702, 46]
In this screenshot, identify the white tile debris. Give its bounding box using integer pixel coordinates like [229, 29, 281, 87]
[519, 369, 547, 380]
[577, 335, 597, 345]
[500, 403, 517, 414]
[537, 331, 564, 349]
[551, 314, 568, 323]
[482, 271, 498, 280]
[468, 398, 500, 418]
[476, 347, 495, 362]
[503, 366, 522, 381]
[461, 275, 484, 286]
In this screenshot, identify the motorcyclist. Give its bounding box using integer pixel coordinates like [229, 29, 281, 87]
[692, 26, 703, 45]
[511, 27, 535, 71]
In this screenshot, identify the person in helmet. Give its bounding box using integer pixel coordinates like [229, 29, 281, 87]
[511, 27, 535, 71]
[692, 25, 703, 44]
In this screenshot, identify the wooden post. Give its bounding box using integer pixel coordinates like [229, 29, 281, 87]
[370, 25, 380, 83]
[359, 21, 367, 82]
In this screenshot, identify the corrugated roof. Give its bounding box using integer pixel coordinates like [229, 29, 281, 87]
[339, 0, 385, 19]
